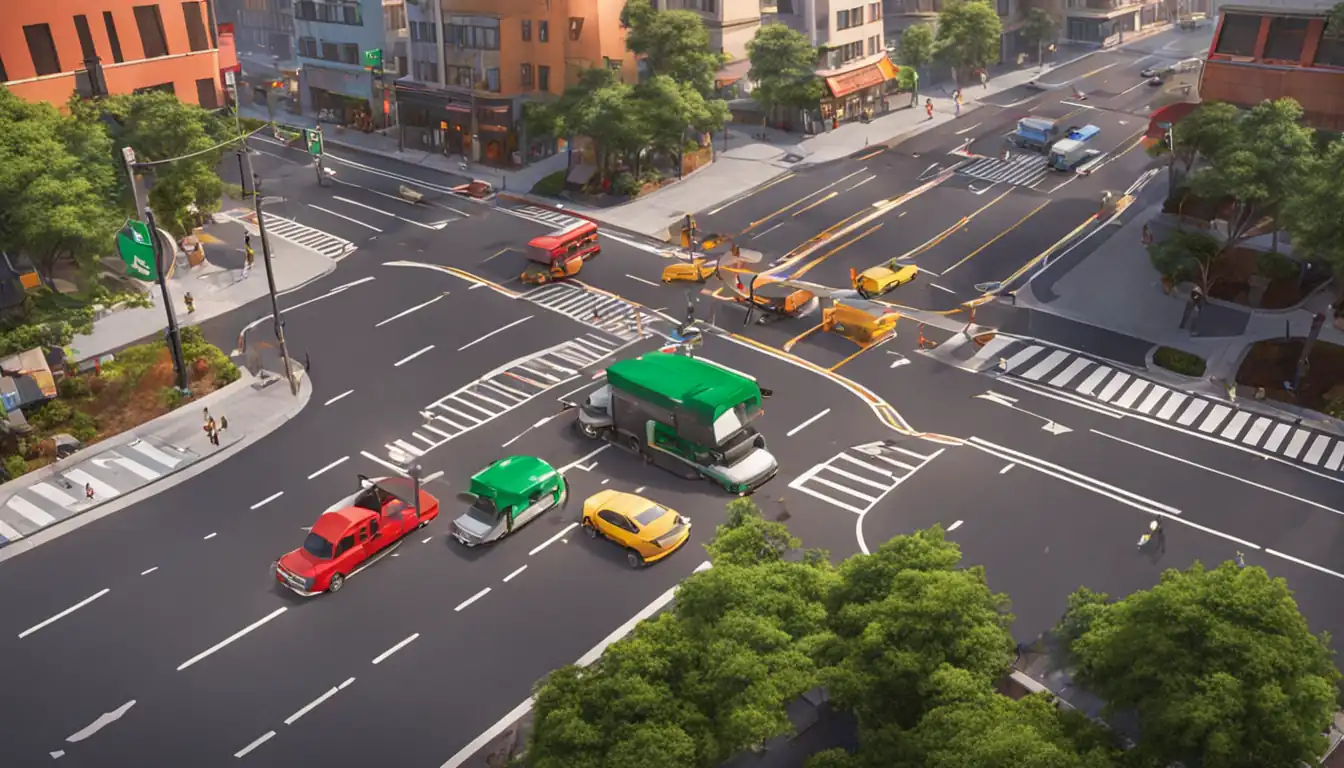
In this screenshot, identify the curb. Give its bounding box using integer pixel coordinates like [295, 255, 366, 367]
[0, 367, 312, 563]
[232, 257, 340, 357]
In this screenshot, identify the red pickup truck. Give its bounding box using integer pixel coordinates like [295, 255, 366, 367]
[274, 476, 440, 596]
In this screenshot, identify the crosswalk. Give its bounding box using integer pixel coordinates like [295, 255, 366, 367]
[513, 205, 586, 231]
[789, 442, 945, 515]
[368, 336, 626, 468]
[957, 154, 1051, 187]
[523, 283, 661, 342]
[0, 437, 200, 546]
[997, 342, 1344, 474]
[257, 212, 356, 261]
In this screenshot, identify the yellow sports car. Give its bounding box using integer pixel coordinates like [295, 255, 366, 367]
[852, 263, 919, 297]
[661, 257, 718, 283]
[581, 490, 692, 568]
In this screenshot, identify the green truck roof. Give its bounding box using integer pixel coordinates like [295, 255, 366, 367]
[606, 353, 761, 423]
[470, 455, 559, 503]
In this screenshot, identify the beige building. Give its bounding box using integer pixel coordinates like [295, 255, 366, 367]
[658, 0, 763, 62]
[767, 0, 895, 121]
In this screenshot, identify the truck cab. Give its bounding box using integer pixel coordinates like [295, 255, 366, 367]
[1011, 117, 1069, 152]
[1049, 125, 1101, 171]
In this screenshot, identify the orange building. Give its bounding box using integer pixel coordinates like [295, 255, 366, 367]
[394, 0, 635, 168]
[0, 0, 238, 108]
[1200, 3, 1344, 131]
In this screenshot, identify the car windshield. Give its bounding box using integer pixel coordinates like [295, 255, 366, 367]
[466, 495, 503, 525]
[302, 532, 335, 559]
[634, 505, 668, 526]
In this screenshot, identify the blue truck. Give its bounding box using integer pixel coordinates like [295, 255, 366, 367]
[1009, 117, 1074, 152]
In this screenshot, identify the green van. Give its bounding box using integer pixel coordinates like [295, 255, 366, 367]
[450, 456, 567, 546]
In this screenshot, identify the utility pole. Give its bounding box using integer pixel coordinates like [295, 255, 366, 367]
[252, 190, 299, 395]
[227, 71, 257, 191]
[144, 206, 191, 394]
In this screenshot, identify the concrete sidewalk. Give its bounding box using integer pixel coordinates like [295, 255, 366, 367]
[72, 210, 338, 361]
[0, 366, 311, 558]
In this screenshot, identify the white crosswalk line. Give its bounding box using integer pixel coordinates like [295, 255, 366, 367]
[1303, 436, 1331, 466]
[1136, 385, 1169, 414]
[113, 457, 161, 481]
[7, 497, 56, 527]
[836, 452, 894, 478]
[1198, 405, 1230, 432]
[1112, 380, 1149, 409]
[885, 445, 932, 461]
[807, 474, 878, 502]
[130, 440, 183, 468]
[1048, 358, 1092, 387]
[392, 440, 425, 457]
[1156, 393, 1187, 420]
[28, 483, 77, 506]
[0, 518, 23, 542]
[789, 481, 866, 514]
[1242, 417, 1273, 446]
[1003, 345, 1044, 371]
[65, 469, 118, 499]
[256, 212, 355, 259]
[1282, 429, 1311, 459]
[958, 155, 1050, 186]
[1075, 366, 1111, 396]
[871, 454, 917, 472]
[1176, 399, 1208, 426]
[1263, 423, 1291, 452]
[1097, 372, 1131, 402]
[1022, 350, 1069, 380]
[961, 335, 1017, 370]
[1326, 442, 1344, 471]
[821, 465, 891, 491]
[1220, 411, 1251, 439]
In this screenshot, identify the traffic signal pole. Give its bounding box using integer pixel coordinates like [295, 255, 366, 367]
[143, 207, 191, 394]
[251, 191, 299, 396]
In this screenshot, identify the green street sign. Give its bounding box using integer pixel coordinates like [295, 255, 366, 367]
[303, 128, 323, 156]
[116, 219, 158, 282]
[362, 48, 383, 71]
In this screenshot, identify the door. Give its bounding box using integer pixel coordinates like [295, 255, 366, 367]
[364, 516, 391, 554]
[332, 531, 363, 574]
[597, 510, 637, 547]
[515, 490, 552, 527]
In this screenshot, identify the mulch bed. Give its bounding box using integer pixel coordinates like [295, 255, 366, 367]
[1235, 338, 1344, 413]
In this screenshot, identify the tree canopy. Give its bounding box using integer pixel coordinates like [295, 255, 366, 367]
[1148, 100, 1240, 180]
[747, 24, 825, 115]
[1284, 136, 1344, 284]
[1020, 8, 1059, 58]
[1061, 561, 1340, 768]
[933, 0, 1003, 82]
[898, 23, 936, 70]
[622, 0, 726, 97]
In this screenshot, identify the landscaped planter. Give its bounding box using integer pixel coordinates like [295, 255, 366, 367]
[1152, 346, 1207, 378]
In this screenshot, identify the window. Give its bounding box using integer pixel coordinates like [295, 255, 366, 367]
[103, 12, 125, 63]
[23, 24, 62, 76]
[414, 60, 439, 82]
[1317, 32, 1344, 68]
[341, 43, 359, 65]
[868, 2, 882, 20]
[334, 534, 356, 556]
[133, 5, 171, 58]
[522, 19, 531, 41]
[1262, 17, 1308, 61]
[72, 15, 98, 61]
[411, 20, 437, 42]
[538, 64, 550, 91]
[298, 36, 318, 57]
[569, 17, 584, 40]
[485, 67, 500, 91]
[369, 518, 380, 537]
[134, 81, 175, 95]
[539, 20, 549, 42]
[520, 62, 533, 87]
[1213, 13, 1261, 56]
[396, 55, 408, 76]
[196, 77, 219, 108]
[867, 35, 876, 56]
[357, 525, 369, 543]
[998, 0, 1010, 16]
[448, 65, 473, 87]
[321, 41, 338, 61]
[837, 9, 850, 29]
[445, 16, 500, 49]
[606, 57, 622, 70]
[385, 3, 406, 30]
[295, 1, 362, 25]
[182, 2, 210, 52]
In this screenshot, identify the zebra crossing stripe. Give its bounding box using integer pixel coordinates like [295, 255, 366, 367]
[1263, 423, 1291, 452]
[1282, 429, 1311, 459]
[0, 518, 23, 542]
[1303, 435, 1331, 465]
[1326, 443, 1344, 471]
[1023, 350, 1069, 380]
[1049, 358, 1091, 387]
[1096, 373, 1131, 402]
[29, 483, 76, 506]
[7, 497, 56, 526]
[1175, 399, 1208, 426]
[1155, 393, 1187, 420]
[1242, 417, 1272, 446]
[131, 440, 182, 468]
[1198, 405, 1230, 433]
[1076, 367, 1111, 396]
[1112, 380, 1149, 409]
[1220, 411, 1251, 439]
[65, 469, 118, 499]
[1136, 385, 1169, 414]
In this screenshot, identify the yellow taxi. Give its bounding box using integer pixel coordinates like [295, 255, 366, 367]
[581, 490, 692, 568]
[661, 257, 718, 283]
[852, 262, 919, 297]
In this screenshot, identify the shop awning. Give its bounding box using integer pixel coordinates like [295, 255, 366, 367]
[876, 56, 899, 81]
[1146, 101, 1200, 140]
[825, 59, 894, 98]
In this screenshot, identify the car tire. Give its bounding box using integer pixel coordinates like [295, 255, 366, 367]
[577, 421, 600, 439]
[627, 436, 643, 456]
[328, 573, 345, 593]
[583, 520, 599, 538]
[626, 550, 644, 569]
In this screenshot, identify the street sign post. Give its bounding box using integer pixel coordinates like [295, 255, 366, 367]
[302, 128, 323, 156]
[116, 219, 159, 282]
[362, 48, 383, 74]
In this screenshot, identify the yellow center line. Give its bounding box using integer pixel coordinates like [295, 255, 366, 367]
[792, 223, 884, 280]
[855, 147, 885, 162]
[708, 172, 796, 216]
[942, 199, 1052, 275]
[897, 188, 1016, 264]
[997, 214, 1098, 286]
[793, 192, 838, 217]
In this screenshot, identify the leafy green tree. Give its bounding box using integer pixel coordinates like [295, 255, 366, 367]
[820, 527, 1015, 732]
[622, 0, 726, 97]
[705, 498, 799, 566]
[1146, 228, 1224, 294]
[526, 68, 646, 178]
[100, 91, 229, 235]
[1188, 97, 1316, 254]
[1147, 101, 1240, 185]
[898, 23, 936, 71]
[933, 0, 1003, 85]
[747, 24, 825, 117]
[1020, 8, 1058, 64]
[1284, 137, 1344, 294]
[1061, 561, 1340, 768]
[633, 74, 729, 167]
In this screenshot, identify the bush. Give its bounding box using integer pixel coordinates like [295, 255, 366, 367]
[611, 172, 640, 197]
[215, 361, 242, 385]
[3, 454, 28, 480]
[530, 170, 567, 197]
[58, 376, 90, 399]
[70, 411, 98, 443]
[1154, 346, 1207, 377]
[1256, 251, 1299, 282]
[29, 400, 74, 432]
[159, 386, 186, 410]
[1147, 230, 1221, 284]
[180, 326, 239, 384]
[102, 339, 167, 388]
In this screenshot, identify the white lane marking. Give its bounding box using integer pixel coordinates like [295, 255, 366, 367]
[1048, 358, 1091, 387]
[754, 221, 787, 238]
[929, 282, 956, 294]
[308, 456, 350, 480]
[372, 633, 420, 665]
[422, 536, 433, 543]
[7, 496, 56, 526]
[18, 589, 111, 639]
[955, 122, 981, 135]
[65, 469, 118, 499]
[787, 408, 831, 437]
[203, 532, 218, 540]
[626, 274, 661, 287]
[846, 175, 876, 192]
[308, 204, 382, 232]
[1091, 430, 1344, 518]
[455, 587, 491, 612]
[177, 607, 288, 671]
[423, 470, 445, 483]
[376, 294, 447, 327]
[1022, 350, 1069, 381]
[634, 486, 646, 494]
[458, 316, 533, 352]
[530, 522, 579, 556]
[1000, 463, 1014, 474]
[503, 565, 528, 582]
[968, 438, 1182, 515]
[235, 277, 377, 348]
[439, 560, 713, 768]
[284, 684, 344, 726]
[140, 567, 158, 575]
[559, 445, 610, 474]
[251, 492, 284, 510]
[947, 520, 964, 531]
[1061, 100, 1096, 109]
[234, 731, 276, 758]
[66, 700, 136, 743]
[324, 390, 354, 406]
[394, 345, 436, 367]
[995, 377, 1126, 419]
[333, 195, 438, 229]
[361, 450, 409, 476]
[51, 750, 64, 759]
[1265, 549, 1344, 581]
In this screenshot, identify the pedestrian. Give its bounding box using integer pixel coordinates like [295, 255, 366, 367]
[1236, 550, 1246, 568]
[925, 99, 934, 120]
[184, 292, 196, 314]
[954, 90, 963, 117]
[1142, 223, 1152, 245]
[85, 483, 95, 501]
[980, 69, 988, 89]
[203, 408, 211, 426]
[244, 234, 255, 277]
[205, 415, 218, 446]
[220, 416, 229, 432]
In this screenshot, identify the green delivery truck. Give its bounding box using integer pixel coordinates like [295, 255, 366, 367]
[574, 353, 778, 495]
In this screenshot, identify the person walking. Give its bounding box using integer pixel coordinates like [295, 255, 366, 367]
[980, 69, 989, 89]
[205, 414, 219, 446]
[925, 99, 934, 120]
[244, 235, 255, 278]
[184, 292, 196, 314]
[954, 89, 963, 117]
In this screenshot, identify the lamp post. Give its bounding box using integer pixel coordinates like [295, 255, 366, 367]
[143, 207, 190, 395]
[252, 187, 299, 395]
[409, 463, 424, 519]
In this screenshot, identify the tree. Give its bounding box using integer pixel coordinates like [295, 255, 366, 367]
[633, 75, 729, 166]
[1061, 561, 1340, 768]
[933, 0, 1003, 85]
[1020, 8, 1058, 64]
[526, 68, 646, 179]
[1147, 101, 1240, 187]
[747, 24, 825, 118]
[1284, 137, 1344, 296]
[819, 527, 1015, 732]
[1188, 97, 1316, 255]
[898, 23, 936, 71]
[622, 0, 726, 97]
[1147, 228, 1224, 294]
[705, 498, 800, 566]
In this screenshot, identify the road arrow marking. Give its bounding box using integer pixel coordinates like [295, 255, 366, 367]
[1043, 422, 1072, 435]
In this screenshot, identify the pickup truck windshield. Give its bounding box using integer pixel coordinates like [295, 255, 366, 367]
[466, 497, 502, 525]
[303, 532, 335, 559]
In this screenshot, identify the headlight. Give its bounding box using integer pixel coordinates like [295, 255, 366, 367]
[304, 577, 315, 590]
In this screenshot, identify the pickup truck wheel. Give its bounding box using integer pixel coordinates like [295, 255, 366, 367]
[627, 436, 643, 455]
[578, 421, 600, 439]
[328, 573, 345, 593]
[583, 520, 599, 538]
[626, 550, 644, 569]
